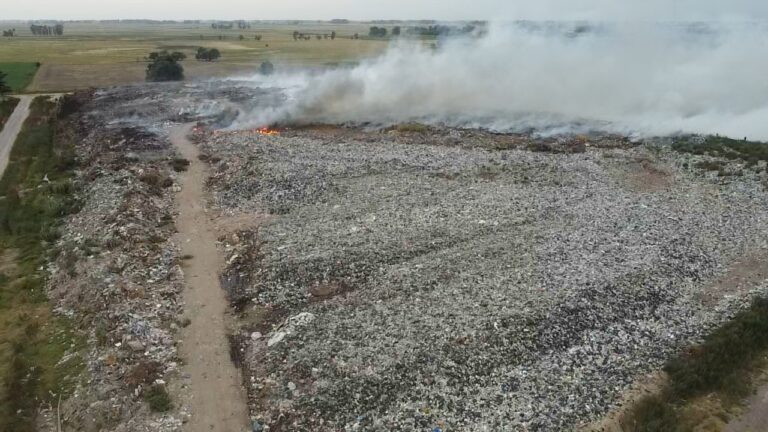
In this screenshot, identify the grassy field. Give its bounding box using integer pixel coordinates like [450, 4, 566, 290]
[0, 63, 39, 92]
[0, 21, 401, 92]
[0, 96, 83, 432]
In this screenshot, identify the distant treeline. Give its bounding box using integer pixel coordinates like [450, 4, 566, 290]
[405, 25, 478, 37]
[30, 24, 64, 36]
[211, 21, 252, 30]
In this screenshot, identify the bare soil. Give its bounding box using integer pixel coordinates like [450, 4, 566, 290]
[171, 124, 249, 432]
[726, 382, 768, 432]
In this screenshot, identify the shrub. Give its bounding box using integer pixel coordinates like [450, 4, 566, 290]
[144, 384, 172, 412]
[169, 158, 190, 172]
[260, 61, 275, 75]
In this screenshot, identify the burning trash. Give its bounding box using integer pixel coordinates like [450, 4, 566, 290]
[255, 127, 280, 136]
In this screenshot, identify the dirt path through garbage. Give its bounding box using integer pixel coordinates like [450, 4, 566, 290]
[171, 124, 249, 432]
[0, 95, 32, 177]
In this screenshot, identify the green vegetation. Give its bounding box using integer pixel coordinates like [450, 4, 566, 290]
[170, 157, 190, 172]
[146, 50, 186, 82]
[673, 135, 768, 170]
[260, 60, 275, 75]
[0, 72, 10, 99]
[369, 26, 389, 38]
[0, 97, 20, 130]
[145, 384, 172, 412]
[0, 21, 396, 92]
[0, 63, 39, 92]
[195, 47, 221, 62]
[624, 297, 768, 431]
[0, 96, 83, 431]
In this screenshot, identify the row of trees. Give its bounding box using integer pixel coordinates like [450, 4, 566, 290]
[2, 29, 15, 37]
[145, 49, 275, 82]
[30, 24, 64, 36]
[405, 25, 477, 37]
[292, 31, 337, 40]
[211, 21, 253, 30]
[211, 23, 233, 30]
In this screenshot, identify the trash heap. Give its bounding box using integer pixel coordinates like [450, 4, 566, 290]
[202, 127, 768, 431]
[41, 90, 185, 431]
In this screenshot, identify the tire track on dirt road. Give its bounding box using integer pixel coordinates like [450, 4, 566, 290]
[171, 124, 249, 432]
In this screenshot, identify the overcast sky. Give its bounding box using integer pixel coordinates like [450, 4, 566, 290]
[4, 0, 768, 21]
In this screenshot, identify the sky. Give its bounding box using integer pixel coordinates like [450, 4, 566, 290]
[4, 0, 768, 21]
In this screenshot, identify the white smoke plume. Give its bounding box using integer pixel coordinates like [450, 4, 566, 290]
[234, 21, 768, 139]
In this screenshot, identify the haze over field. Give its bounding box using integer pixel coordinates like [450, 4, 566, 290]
[4, 0, 768, 21]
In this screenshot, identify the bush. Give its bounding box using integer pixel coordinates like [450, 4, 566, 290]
[169, 158, 190, 172]
[260, 61, 275, 75]
[195, 47, 221, 62]
[144, 384, 172, 412]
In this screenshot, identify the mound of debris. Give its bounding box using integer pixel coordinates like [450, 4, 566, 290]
[39, 90, 186, 431]
[199, 127, 768, 431]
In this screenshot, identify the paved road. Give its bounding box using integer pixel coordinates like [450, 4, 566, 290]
[0, 96, 33, 177]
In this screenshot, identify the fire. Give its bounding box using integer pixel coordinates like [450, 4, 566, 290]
[256, 127, 280, 136]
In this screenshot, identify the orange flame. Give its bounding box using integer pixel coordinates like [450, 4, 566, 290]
[256, 127, 280, 136]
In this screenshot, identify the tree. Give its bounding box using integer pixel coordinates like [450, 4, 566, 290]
[0, 71, 12, 99]
[145, 51, 185, 82]
[392, 26, 401, 36]
[293, 31, 299, 41]
[331, 31, 336, 40]
[369, 26, 387, 38]
[239, 34, 245, 40]
[196, 47, 221, 62]
[30, 23, 64, 36]
[259, 61, 275, 75]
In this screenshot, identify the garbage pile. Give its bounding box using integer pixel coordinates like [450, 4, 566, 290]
[41, 90, 185, 431]
[201, 127, 768, 430]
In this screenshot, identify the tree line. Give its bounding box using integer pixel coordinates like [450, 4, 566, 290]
[292, 31, 337, 41]
[30, 24, 64, 36]
[405, 25, 477, 37]
[144, 49, 275, 82]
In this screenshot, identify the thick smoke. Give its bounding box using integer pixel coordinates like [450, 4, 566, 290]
[235, 22, 768, 139]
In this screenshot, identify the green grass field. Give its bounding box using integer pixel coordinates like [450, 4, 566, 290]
[0, 21, 409, 92]
[0, 63, 39, 92]
[0, 96, 83, 431]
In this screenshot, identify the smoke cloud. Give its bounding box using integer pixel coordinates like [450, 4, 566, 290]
[235, 22, 768, 139]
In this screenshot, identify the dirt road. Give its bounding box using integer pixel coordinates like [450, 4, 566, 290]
[0, 96, 33, 177]
[171, 125, 249, 432]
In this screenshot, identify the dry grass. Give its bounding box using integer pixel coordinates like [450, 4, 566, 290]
[2, 21, 397, 92]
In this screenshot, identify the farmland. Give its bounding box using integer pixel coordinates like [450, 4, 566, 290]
[0, 63, 39, 92]
[0, 21, 393, 92]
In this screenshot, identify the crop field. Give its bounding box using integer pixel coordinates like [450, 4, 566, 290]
[0, 21, 393, 92]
